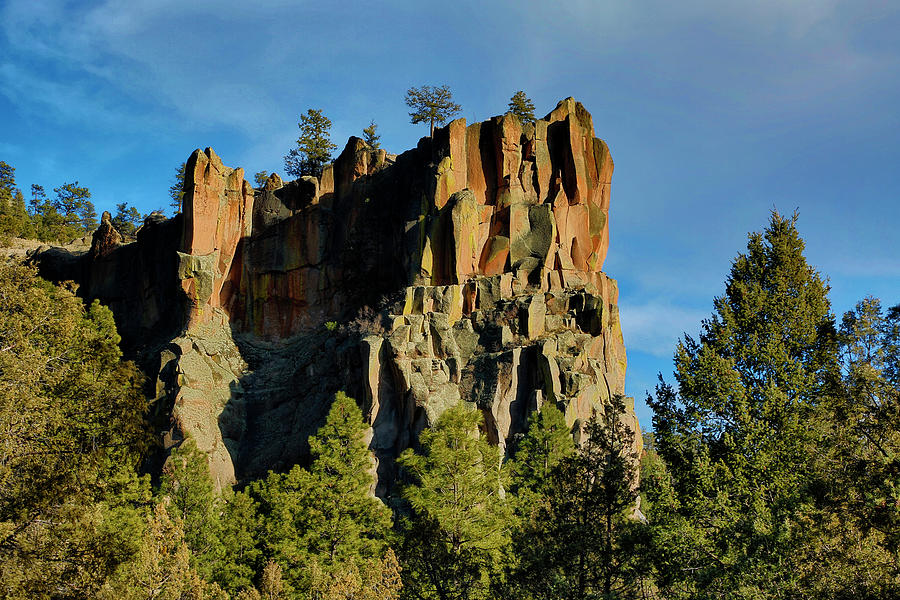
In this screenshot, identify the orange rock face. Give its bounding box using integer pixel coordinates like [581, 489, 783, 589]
[173, 98, 614, 340]
[178, 148, 254, 329]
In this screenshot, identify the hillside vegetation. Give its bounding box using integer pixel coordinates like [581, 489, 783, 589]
[1, 212, 897, 599]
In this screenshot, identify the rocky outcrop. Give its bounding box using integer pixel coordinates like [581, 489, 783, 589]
[32, 98, 639, 494]
[90, 211, 122, 258]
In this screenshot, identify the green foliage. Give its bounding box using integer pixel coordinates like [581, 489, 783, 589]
[251, 392, 392, 593]
[98, 502, 228, 600]
[363, 120, 381, 149]
[111, 202, 144, 237]
[160, 437, 224, 581]
[284, 109, 337, 179]
[54, 181, 96, 232]
[0, 262, 152, 596]
[170, 161, 186, 214]
[254, 171, 269, 188]
[0, 163, 32, 240]
[217, 490, 262, 594]
[508, 397, 644, 600]
[510, 403, 573, 495]
[0, 162, 33, 240]
[792, 296, 900, 597]
[647, 212, 842, 598]
[405, 85, 462, 137]
[397, 403, 510, 600]
[507, 91, 536, 122]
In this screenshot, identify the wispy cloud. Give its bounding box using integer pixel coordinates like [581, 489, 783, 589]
[619, 300, 708, 358]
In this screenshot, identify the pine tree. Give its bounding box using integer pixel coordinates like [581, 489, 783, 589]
[170, 162, 186, 214]
[647, 211, 841, 598]
[53, 181, 94, 234]
[397, 403, 510, 600]
[284, 109, 337, 178]
[112, 202, 143, 237]
[507, 91, 536, 122]
[509, 397, 642, 600]
[0, 163, 32, 239]
[159, 437, 224, 581]
[251, 392, 391, 592]
[509, 402, 574, 505]
[405, 85, 462, 137]
[216, 489, 262, 594]
[363, 120, 380, 149]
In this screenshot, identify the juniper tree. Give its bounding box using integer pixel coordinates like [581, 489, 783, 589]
[0, 262, 151, 596]
[646, 211, 842, 599]
[798, 297, 900, 596]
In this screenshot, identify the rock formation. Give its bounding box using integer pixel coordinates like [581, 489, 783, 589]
[32, 98, 640, 494]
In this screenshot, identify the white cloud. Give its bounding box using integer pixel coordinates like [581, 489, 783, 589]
[618, 300, 708, 358]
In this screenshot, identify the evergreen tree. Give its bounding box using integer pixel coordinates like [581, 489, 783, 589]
[793, 297, 900, 597]
[509, 402, 574, 506]
[509, 397, 642, 600]
[160, 437, 224, 581]
[216, 489, 262, 594]
[363, 120, 381, 149]
[98, 503, 227, 600]
[0, 161, 14, 194]
[251, 392, 391, 593]
[254, 171, 269, 188]
[112, 202, 144, 237]
[647, 212, 841, 598]
[397, 403, 510, 600]
[170, 162, 186, 214]
[284, 109, 337, 178]
[405, 85, 462, 137]
[0, 262, 151, 596]
[30, 183, 68, 242]
[53, 181, 94, 233]
[507, 91, 536, 122]
[0, 162, 32, 239]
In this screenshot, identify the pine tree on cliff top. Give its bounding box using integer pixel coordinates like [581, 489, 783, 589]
[405, 85, 462, 138]
[284, 108, 337, 179]
[363, 120, 380, 149]
[507, 91, 536, 122]
[646, 211, 841, 598]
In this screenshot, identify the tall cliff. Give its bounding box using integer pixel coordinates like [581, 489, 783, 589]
[34, 98, 640, 494]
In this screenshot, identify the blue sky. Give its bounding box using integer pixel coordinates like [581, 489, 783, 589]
[2, 0, 898, 430]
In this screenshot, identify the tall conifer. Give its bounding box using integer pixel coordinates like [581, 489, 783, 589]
[646, 212, 841, 598]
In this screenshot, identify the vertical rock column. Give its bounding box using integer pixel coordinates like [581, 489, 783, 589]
[178, 147, 255, 329]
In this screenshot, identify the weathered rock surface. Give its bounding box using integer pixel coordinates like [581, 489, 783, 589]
[32, 98, 640, 494]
